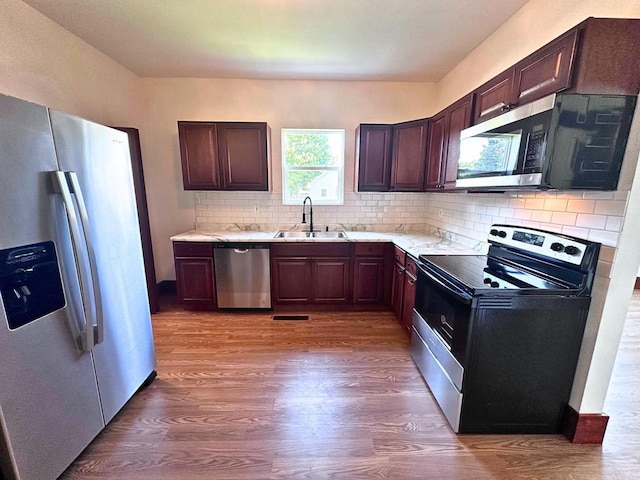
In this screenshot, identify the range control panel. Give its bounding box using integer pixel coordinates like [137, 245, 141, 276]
[488, 225, 590, 266]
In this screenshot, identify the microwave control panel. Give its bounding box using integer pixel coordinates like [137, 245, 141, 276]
[523, 129, 547, 171]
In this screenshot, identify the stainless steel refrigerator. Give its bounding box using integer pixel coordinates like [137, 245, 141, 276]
[0, 94, 156, 480]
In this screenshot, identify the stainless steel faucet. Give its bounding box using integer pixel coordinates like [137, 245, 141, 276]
[302, 196, 313, 233]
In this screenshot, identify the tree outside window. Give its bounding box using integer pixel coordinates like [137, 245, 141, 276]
[282, 129, 344, 205]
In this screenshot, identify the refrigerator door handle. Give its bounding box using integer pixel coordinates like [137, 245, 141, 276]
[51, 171, 95, 352]
[66, 171, 105, 345]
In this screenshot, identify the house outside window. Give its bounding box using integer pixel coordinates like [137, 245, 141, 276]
[281, 129, 344, 205]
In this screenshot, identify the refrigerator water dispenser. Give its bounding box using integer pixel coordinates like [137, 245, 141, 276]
[0, 241, 65, 329]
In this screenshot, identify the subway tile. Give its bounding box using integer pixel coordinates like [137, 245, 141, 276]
[561, 225, 590, 240]
[588, 229, 619, 246]
[524, 198, 545, 209]
[544, 198, 568, 211]
[566, 199, 595, 213]
[576, 214, 607, 230]
[605, 216, 623, 232]
[551, 212, 577, 225]
[531, 210, 553, 223]
[594, 200, 627, 216]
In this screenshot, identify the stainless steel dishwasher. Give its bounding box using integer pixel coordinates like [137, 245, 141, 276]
[213, 243, 271, 308]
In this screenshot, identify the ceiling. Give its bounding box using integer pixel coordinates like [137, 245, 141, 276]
[23, 0, 530, 82]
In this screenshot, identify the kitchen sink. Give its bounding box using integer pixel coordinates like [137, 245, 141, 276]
[274, 230, 347, 239]
[310, 231, 347, 238]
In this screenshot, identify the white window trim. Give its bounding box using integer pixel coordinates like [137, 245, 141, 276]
[281, 128, 345, 206]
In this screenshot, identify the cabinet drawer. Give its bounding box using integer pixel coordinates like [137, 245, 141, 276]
[271, 243, 350, 258]
[354, 242, 386, 257]
[405, 256, 418, 277]
[393, 245, 406, 266]
[173, 242, 213, 257]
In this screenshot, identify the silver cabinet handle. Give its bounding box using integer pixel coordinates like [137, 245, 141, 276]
[66, 172, 104, 345]
[51, 171, 95, 352]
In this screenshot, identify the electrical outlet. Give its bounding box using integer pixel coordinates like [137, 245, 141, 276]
[254, 205, 259, 213]
[439, 208, 443, 218]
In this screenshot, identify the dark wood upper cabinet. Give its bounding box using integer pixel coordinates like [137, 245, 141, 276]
[512, 29, 578, 107]
[473, 18, 640, 124]
[390, 119, 429, 191]
[443, 95, 474, 188]
[178, 121, 269, 191]
[217, 123, 269, 191]
[473, 70, 513, 123]
[178, 123, 221, 189]
[355, 119, 429, 192]
[356, 124, 393, 191]
[425, 113, 446, 190]
[426, 94, 474, 190]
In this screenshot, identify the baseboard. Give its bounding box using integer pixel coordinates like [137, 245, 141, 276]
[157, 280, 177, 295]
[561, 405, 609, 444]
[635, 277, 640, 290]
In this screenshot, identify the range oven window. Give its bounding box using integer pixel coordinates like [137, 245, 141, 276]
[415, 266, 472, 366]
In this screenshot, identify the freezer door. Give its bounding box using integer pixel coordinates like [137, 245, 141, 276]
[0, 95, 104, 480]
[49, 110, 156, 423]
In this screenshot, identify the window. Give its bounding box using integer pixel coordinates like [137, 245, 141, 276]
[282, 129, 344, 205]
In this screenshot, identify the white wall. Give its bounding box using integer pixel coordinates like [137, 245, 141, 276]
[139, 78, 437, 280]
[0, 0, 143, 127]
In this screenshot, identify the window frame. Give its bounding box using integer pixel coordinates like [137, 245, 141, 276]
[281, 128, 345, 206]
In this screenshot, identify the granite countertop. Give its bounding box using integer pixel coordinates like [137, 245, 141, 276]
[170, 230, 488, 259]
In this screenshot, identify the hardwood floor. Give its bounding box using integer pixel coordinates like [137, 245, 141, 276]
[61, 292, 640, 479]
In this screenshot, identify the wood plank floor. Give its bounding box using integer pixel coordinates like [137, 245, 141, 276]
[61, 293, 640, 479]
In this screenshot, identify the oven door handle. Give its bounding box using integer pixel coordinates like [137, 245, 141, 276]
[417, 263, 473, 305]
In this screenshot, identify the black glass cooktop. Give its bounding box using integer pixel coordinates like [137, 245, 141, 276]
[419, 254, 574, 293]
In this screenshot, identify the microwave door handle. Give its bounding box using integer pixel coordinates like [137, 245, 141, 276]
[66, 172, 104, 345]
[417, 263, 473, 305]
[51, 171, 95, 352]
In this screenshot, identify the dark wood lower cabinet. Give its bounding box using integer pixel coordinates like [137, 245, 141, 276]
[174, 257, 216, 309]
[174, 242, 216, 310]
[391, 261, 405, 318]
[353, 257, 386, 304]
[401, 271, 417, 334]
[313, 258, 351, 303]
[271, 252, 350, 305]
[271, 258, 313, 304]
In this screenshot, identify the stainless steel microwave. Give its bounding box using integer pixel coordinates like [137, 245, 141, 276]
[455, 93, 636, 191]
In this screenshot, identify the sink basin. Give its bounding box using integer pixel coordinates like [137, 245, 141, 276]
[274, 231, 312, 238]
[274, 231, 347, 239]
[310, 231, 347, 238]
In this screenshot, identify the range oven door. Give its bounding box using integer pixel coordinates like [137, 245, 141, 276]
[414, 261, 473, 367]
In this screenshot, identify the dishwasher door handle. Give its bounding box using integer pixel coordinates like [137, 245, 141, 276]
[233, 248, 249, 254]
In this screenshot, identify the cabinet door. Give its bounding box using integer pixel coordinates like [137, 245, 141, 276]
[271, 258, 312, 304]
[356, 125, 393, 191]
[442, 94, 474, 189]
[473, 70, 514, 124]
[313, 258, 351, 303]
[390, 120, 428, 191]
[425, 113, 447, 190]
[353, 257, 385, 304]
[391, 262, 405, 320]
[217, 123, 269, 191]
[401, 272, 417, 334]
[178, 122, 221, 190]
[175, 257, 216, 307]
[512, 30, 578, 107]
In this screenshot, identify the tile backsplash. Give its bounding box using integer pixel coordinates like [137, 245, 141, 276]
[195, 189, 628, 248]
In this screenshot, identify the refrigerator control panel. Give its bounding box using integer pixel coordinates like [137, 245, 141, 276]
[0, 241, 65, 329]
